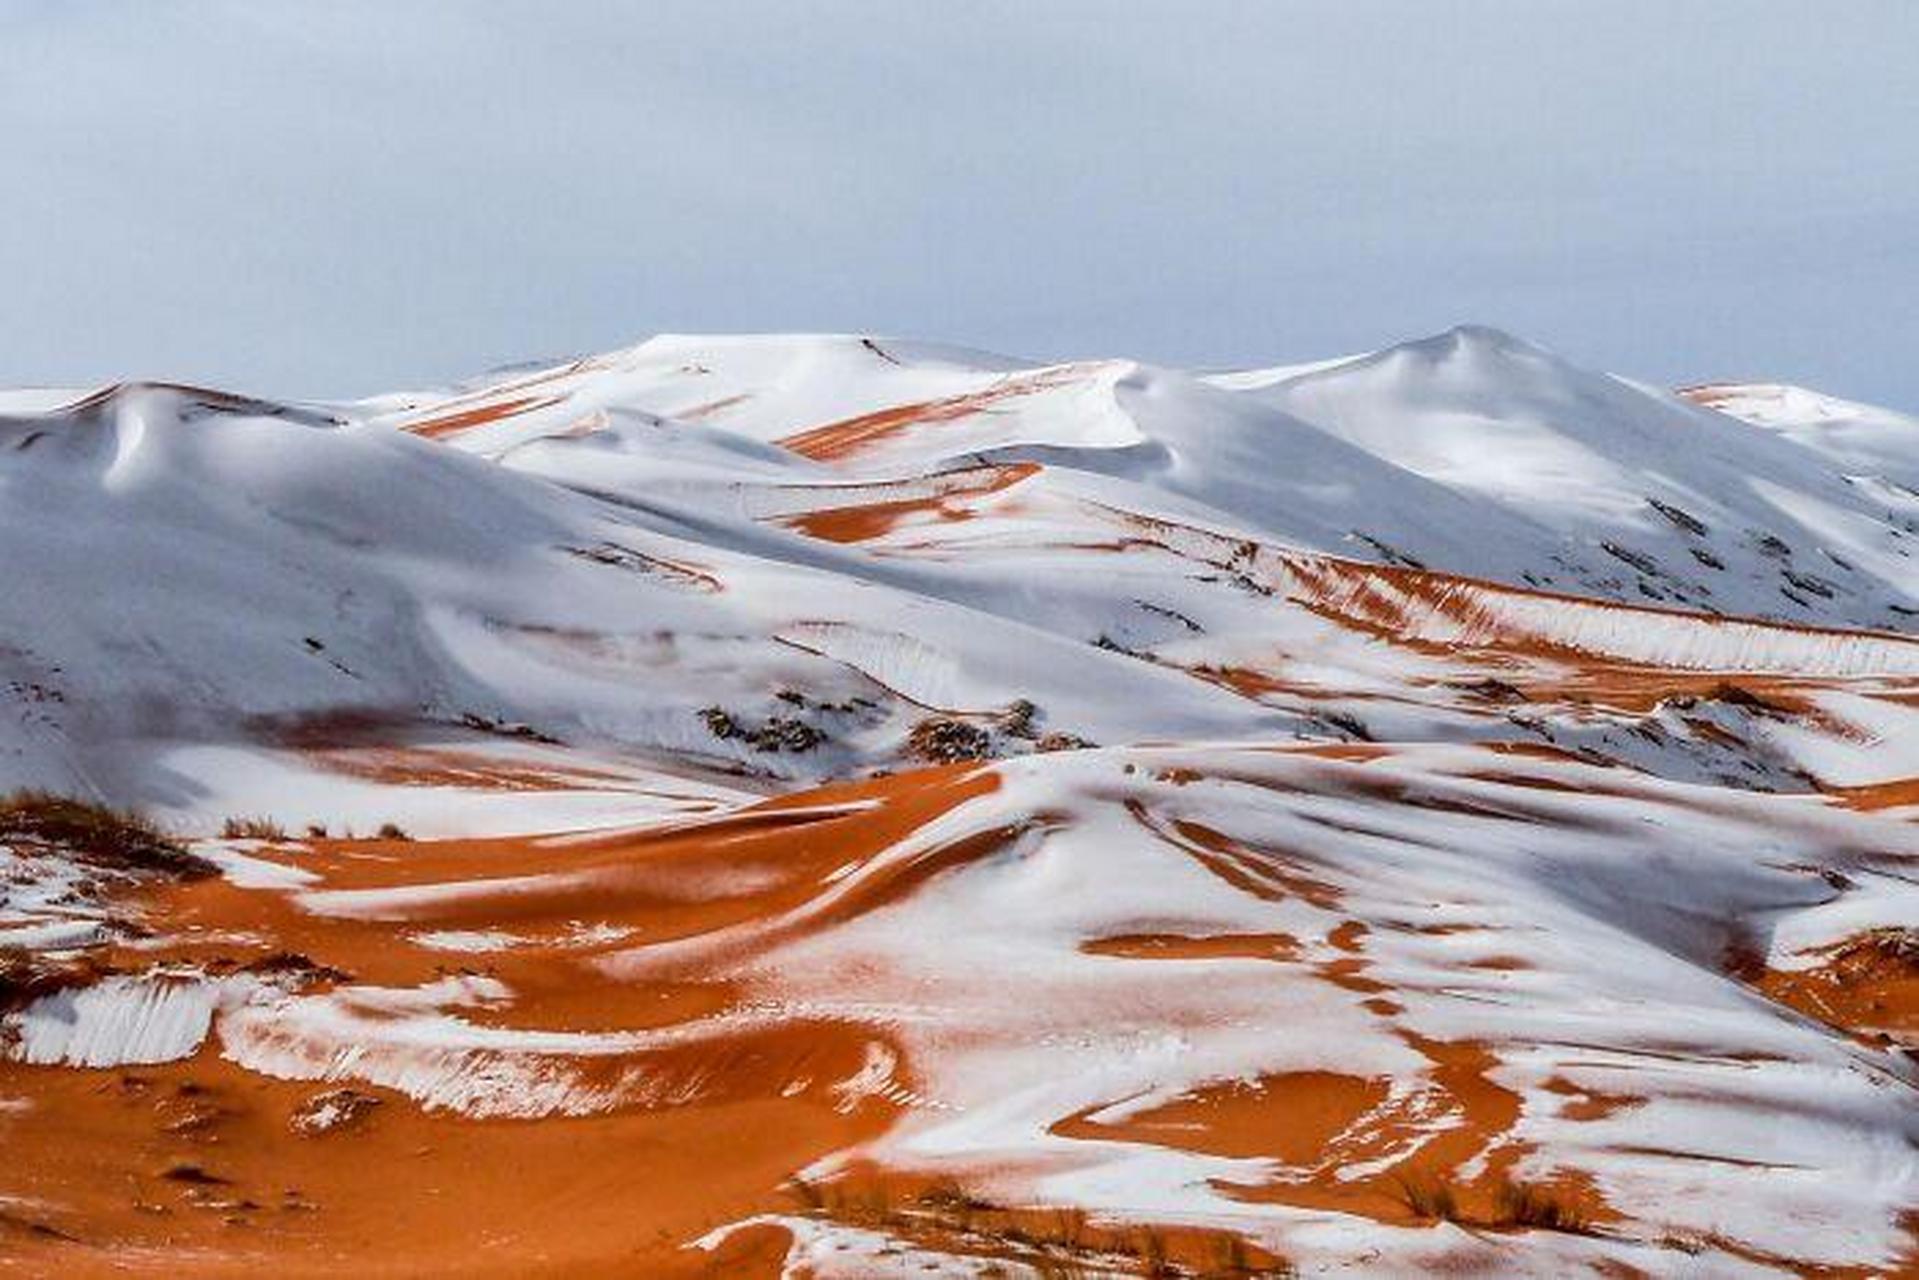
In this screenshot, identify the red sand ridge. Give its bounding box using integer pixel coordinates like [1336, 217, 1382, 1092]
[776, 365, 1091, 461]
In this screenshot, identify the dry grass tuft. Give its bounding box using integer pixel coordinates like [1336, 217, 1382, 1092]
[1396, 1171, 1598, 1237]
[0, 946, 107, 1012]
[1493, 1179, 1593, 1233]
[1394, 1172, 1459, 1222]
[221, 815, 288, 841]
[782, 1171, 1294, 1277]
[1, 790, 211, 879]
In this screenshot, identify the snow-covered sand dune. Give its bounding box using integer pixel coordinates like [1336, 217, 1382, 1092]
[3, 327, 1916, 1275]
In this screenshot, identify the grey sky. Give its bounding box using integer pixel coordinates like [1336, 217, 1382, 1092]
[3, 1, 1915, 407]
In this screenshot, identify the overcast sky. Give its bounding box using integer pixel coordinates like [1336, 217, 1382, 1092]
[2, 1, 1915, 407]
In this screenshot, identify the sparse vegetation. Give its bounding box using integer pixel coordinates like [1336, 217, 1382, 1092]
[749, 717, 823, 753]
[235, 951, 351, 984]
[1493, 1178, 1594, 1233]
[0, 946, 103, 1012]
[907, 716, 993, 762]
[1209, 1231, 1251, 1275]
[1394, 1172, 1459, 1222]
[0, 790, 211, 879]
[0, 794, 214, 1019]
[1665, 680, 1790, 715]
[1689, 546, 1726, 570]
[221, 815, 288, 841]
[1599, 540, 1660, 575]
[999, 698, 1040, 738]
[1049, 1205, 1087, 1250]
[1782, 568, 1836, 599]
[1318, 709, 1372, 742]
[1136, 600, 1204, 634]
[1452, 676, 1524, 703]
[1093, 633, 1151, 659]
[780, 1172, 1291, 1276]
[784, 1175, 826, 1212]
[1351, 530, 1426, 569]
[916, 1177, 991, 1232]
[1135, 1225, 1171, 1275]
[1857, 927, 1919, 964]
[699, 706, 825, 752]
[993, 701, 1096, 755]
[457, 712, 563, 745]
[1394, 1172, 1597, 1237]
[1647, 497, 1708, 536]
[375, 821, 411, 841]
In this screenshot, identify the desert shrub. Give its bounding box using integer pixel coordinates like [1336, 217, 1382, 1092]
[749, 717, 823, 753]
[783, 1175, 826, 1212]
[1394, 1172, 1459, 1222]
[1492, 1179, 1593, 1233]
[0, 946, 89, 1012]
[913, 1177, 995, 1232]
[1318, 709, 1372, 741]
[1048, 1205, 1088, 1249]
[1209, 1231, 1252, 1274]
[907, 716, 993, 762]
[1396, 1171, 1595, 1236]
[915, 1178, 993, 1213]
[1854, 927, 1919, 965]
[375, 822, 411, 841]
[1135, 1226, 1173, 1276]
[701, 706, 824, 752]
[0, 790, 211, 878]
[220, 815, 288, 841]
[238, 951, 351, 984]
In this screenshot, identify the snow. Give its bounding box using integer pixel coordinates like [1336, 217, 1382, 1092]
[7, 974, 223, 1067]
[601, 743, 1918, 1270]
[0, 842, 113, 951]
[6, 324, 1919, 1273]
[694, 1214, 1063, 1279]
[408, 928, 524, 953]
[1689, 381, 1919, 490]
[192, 838, 322, 888]
[139, 740, 751, 839]
[10, 327, 1919, 811]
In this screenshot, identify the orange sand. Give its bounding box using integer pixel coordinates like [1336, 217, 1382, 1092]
[777, 367, 1088, 461]
[0, 766, 1003, 1276]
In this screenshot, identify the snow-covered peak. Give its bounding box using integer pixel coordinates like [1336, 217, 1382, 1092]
[1685, 380, 1919, 491]
[363, 325, 1919, 630]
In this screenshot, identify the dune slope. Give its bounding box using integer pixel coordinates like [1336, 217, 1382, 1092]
[4, 328, 1917, 1277]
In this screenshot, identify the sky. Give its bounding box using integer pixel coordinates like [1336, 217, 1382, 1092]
[2, 0, 1915, 407]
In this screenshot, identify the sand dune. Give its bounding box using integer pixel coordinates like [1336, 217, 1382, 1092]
[5, 328, 1917, 1275]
